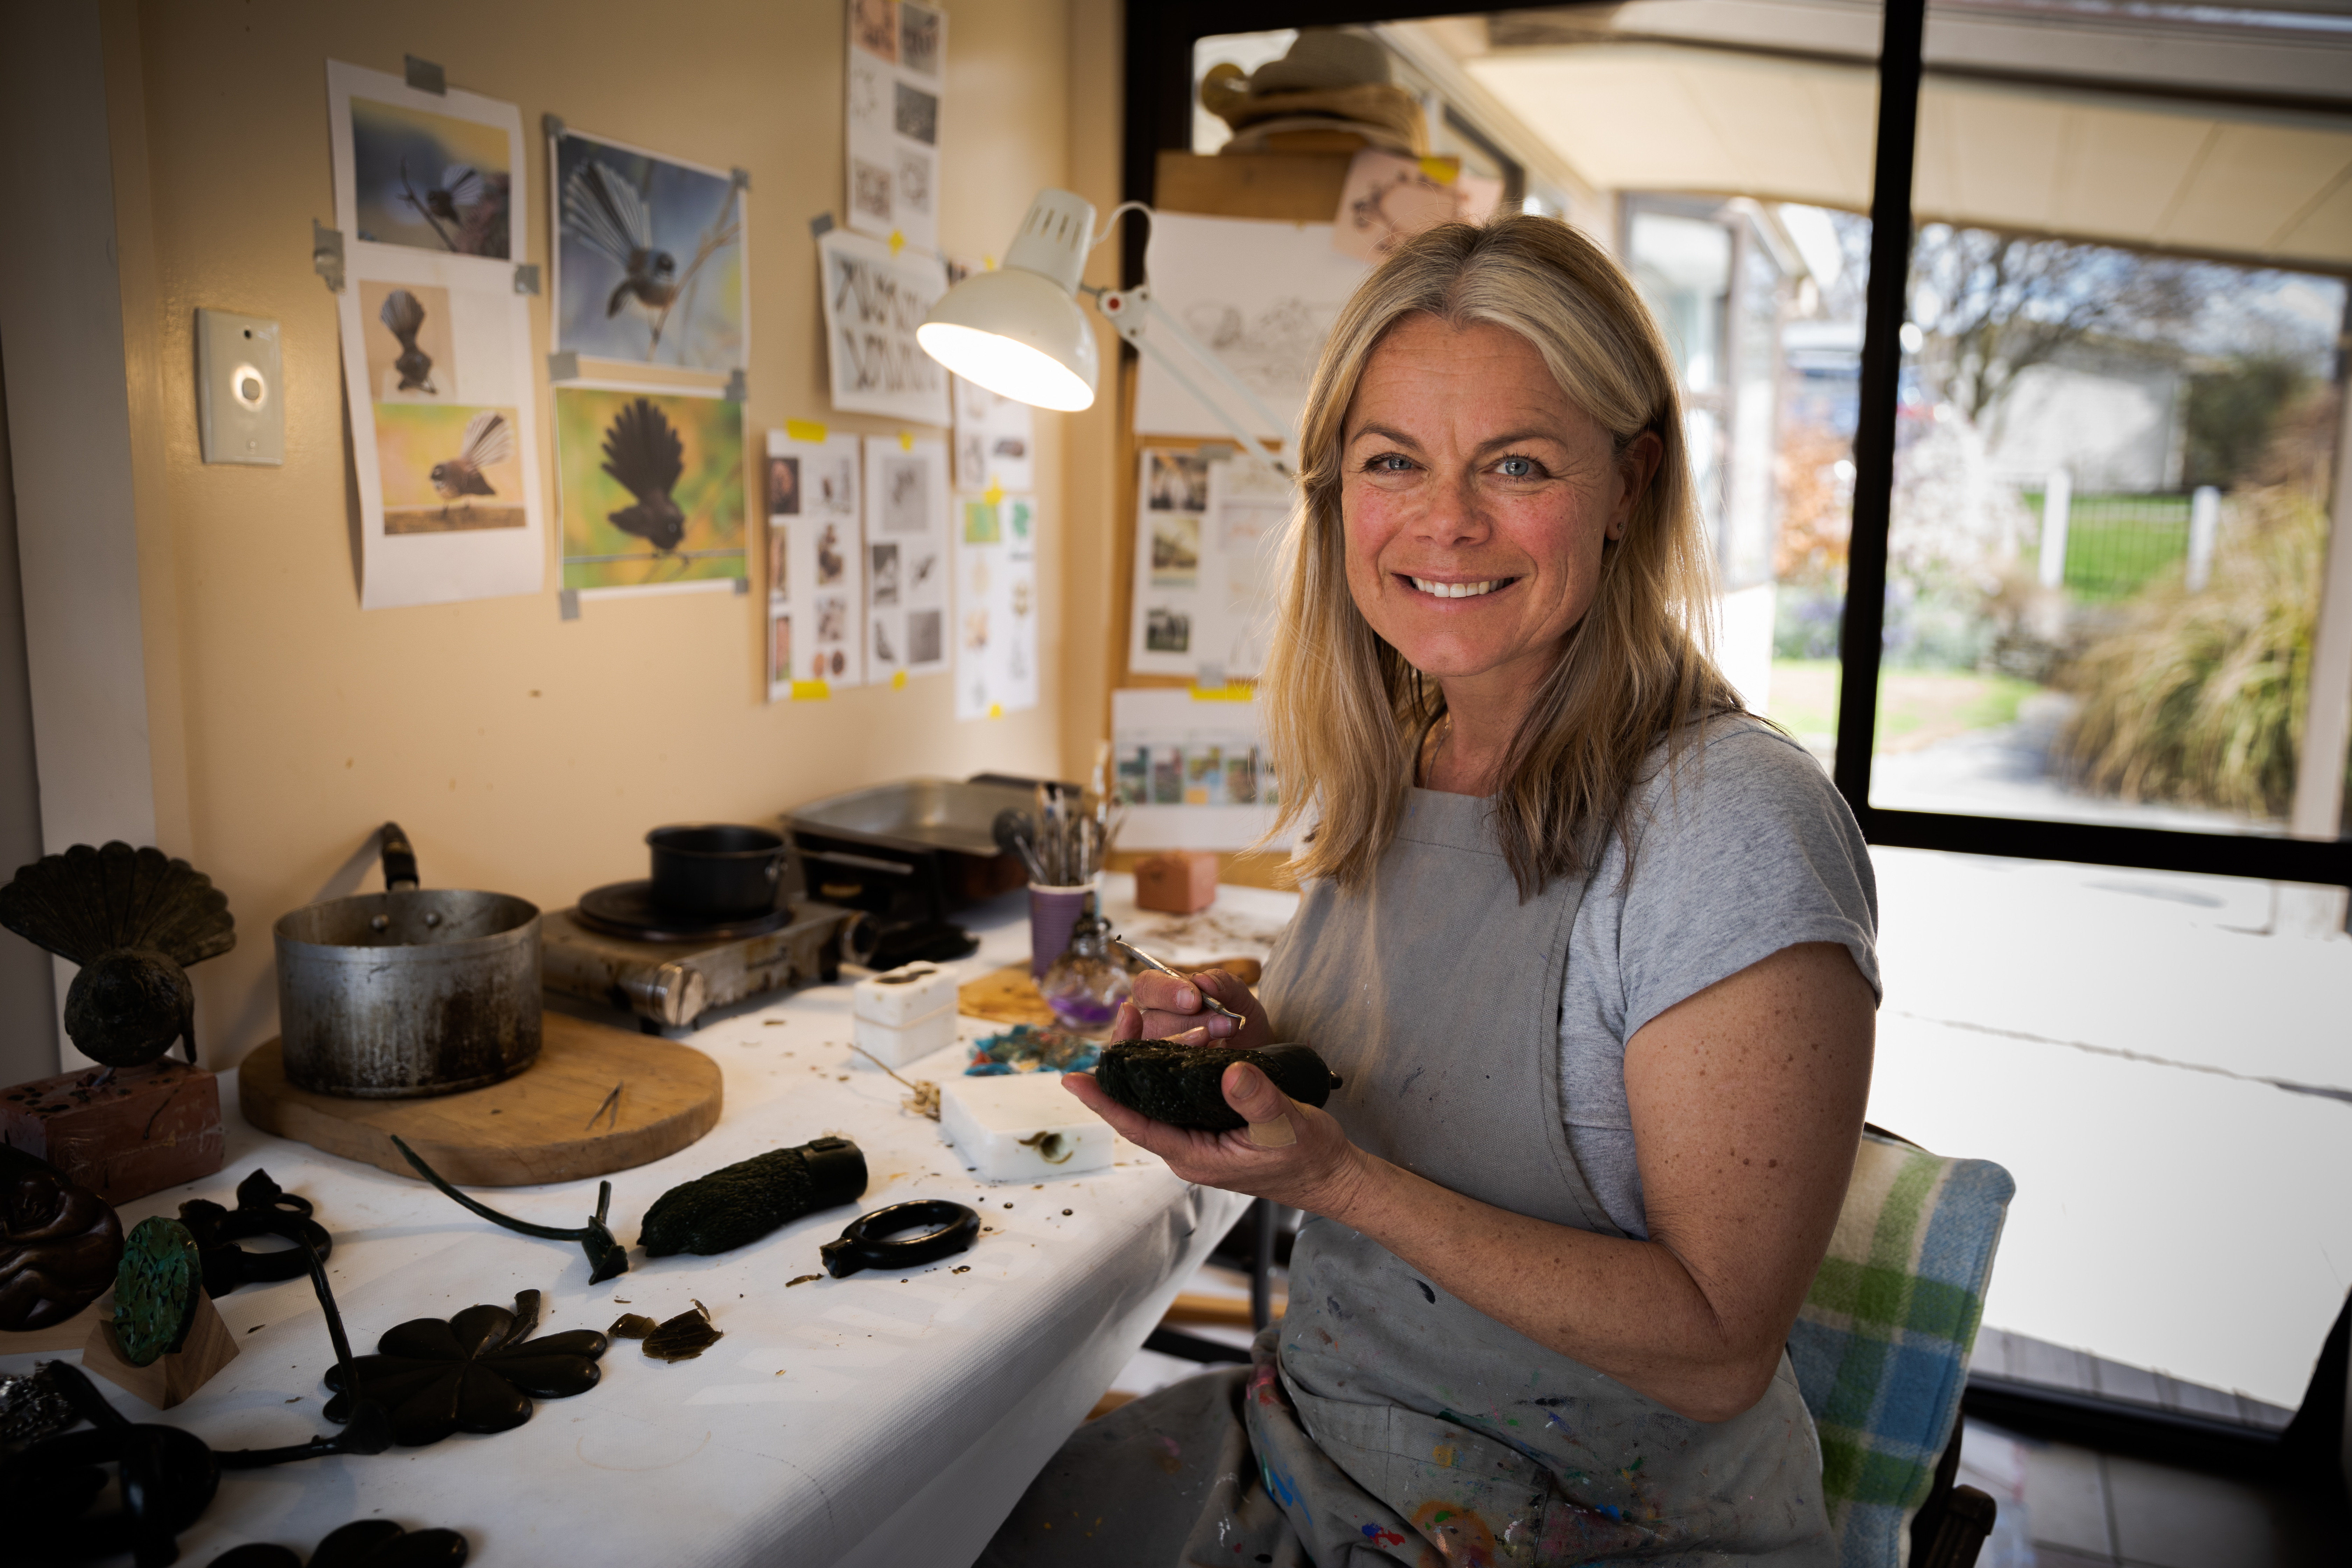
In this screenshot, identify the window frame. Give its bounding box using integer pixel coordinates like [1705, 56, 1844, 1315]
[1125, 0, 2352, 889]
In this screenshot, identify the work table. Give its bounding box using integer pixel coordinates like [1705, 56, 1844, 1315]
[6, 876, 1300, 1567]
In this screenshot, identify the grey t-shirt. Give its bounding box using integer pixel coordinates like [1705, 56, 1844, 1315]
[1560, 718, 1880, 1239]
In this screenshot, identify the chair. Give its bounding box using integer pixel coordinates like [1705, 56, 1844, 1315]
[1788, 1126, 2016, 1568]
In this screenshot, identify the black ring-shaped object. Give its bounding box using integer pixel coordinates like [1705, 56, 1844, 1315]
[819, 1200, 981, 1279]
[179, 1171, 334, 1299]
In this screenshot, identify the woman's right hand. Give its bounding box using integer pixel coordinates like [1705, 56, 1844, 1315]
[1112, 967, 1272, 1050]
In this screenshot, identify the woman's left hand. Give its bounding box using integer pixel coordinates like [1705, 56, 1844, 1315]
[1063, 1060, 1370, 1219]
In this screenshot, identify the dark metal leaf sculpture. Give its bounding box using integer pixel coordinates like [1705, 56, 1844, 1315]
[639, 1300, 721, 1362]
[113, 1216, 203, 1367]
[608, 1313, 658, 1338]
[207, 1518, 469, 1568]
[322, 1289, 607, 1447]
[179, 1168, 333, 1299]
[0, 841, 236, 1068]
[0, 1143, 124, 1332]
[0, 1363, 77, 1451]
[390, 1136, 628, 1283]
[0, 1357, 221, 1566]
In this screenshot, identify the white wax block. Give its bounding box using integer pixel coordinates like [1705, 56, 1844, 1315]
[853, 962, 960, 1026]
[939, 1073, 1115, 1181]
[852, 1005, 958, 1068]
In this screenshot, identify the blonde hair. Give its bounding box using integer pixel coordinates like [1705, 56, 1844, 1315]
[1261, 215, 1741, 898]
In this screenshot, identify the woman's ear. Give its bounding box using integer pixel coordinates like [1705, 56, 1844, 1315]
[1607, 430, 1665, 541]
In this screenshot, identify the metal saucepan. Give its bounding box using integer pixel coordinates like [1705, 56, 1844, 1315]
[646, 823, 788, 918]
[273, 822, 541, 1098]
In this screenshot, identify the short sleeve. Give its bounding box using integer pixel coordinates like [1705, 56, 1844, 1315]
[1615, 722, 1881, 1042]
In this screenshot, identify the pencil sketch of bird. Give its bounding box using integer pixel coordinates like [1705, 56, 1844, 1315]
[428, 410, 513, 518]
[565, 160, 678, 318]
[601, 397, 687, 554]
[0, 841, 235, 1071]
[378, 289, 436, 393]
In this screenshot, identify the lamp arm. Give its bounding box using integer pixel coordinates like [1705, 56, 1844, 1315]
[1092, 284, 1294, 478]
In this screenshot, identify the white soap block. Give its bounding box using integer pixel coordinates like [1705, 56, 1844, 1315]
[852, 1005, 958, 1068]
[939, 1072, 1115, 1181]
[854, 962, 959, 1026]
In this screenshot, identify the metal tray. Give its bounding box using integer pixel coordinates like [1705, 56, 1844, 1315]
[784, 776, 1037, 859]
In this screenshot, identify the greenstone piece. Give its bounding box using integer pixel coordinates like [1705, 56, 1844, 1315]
[113, 1215, 203, 1366]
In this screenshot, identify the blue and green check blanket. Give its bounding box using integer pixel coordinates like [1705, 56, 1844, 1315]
[1788, 1130, 2015, 1567]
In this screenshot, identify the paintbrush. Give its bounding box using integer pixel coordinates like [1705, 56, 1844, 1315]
[1109, 935, 1248, 1027]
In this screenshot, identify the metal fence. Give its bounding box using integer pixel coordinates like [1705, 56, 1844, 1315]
[2022, 490, 2193, 602]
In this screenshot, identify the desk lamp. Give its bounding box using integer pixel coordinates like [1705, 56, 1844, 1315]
[917, 189, 1295, 476]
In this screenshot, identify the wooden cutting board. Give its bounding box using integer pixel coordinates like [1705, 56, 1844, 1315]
[239, 1013, 722, 1187]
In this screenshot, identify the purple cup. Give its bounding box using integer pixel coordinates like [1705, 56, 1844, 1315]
[1028, 884, 1092, 979]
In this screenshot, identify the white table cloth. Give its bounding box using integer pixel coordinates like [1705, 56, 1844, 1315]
[6, 876, 1300, 1566]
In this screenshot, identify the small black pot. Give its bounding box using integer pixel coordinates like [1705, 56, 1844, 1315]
[646, 824, 787, 917]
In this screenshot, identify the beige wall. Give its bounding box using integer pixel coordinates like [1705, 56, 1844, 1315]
[96, 0, 1120, 1062]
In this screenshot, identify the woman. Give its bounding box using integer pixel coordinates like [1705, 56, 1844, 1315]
[988, 216, 1877, 1565]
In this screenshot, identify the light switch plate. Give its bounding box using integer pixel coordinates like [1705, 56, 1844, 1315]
[196, 309, 284, 466]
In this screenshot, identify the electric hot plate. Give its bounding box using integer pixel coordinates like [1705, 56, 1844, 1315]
[573, 880, 796, 943]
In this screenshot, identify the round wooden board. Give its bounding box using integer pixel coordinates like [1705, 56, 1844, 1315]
[238, 1013, 722, 1187]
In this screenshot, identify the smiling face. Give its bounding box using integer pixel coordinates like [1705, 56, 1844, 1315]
[1339, 314, 1657, 714]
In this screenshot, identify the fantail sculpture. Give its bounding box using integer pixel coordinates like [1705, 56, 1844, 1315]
[0, 842, 235, 1070]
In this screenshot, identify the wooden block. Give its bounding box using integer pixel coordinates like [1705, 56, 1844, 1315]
[237, 1012, 722, 1188]
[1135, 852, 1220, 915]
[81, 1289, 239, 1409]
[0, 1060, 225, 1205]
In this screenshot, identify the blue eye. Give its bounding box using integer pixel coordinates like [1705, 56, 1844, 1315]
[1368, 453, 1414, 473]
[1497, 455, 1539, 478]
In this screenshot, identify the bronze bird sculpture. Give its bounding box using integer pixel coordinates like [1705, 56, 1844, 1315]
[0, 842, 235, 1070]
[600, 397, 686, 554]
[428, 410, 513, 519]
[378, 289, 436, 394]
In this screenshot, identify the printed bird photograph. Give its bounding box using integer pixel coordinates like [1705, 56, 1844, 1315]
[360, 280, 454, 401]
[553, 131, 745, 371]
[371, 402, 525, 534]
[554, 385, 745, 590]
[349, 96, 512, 259]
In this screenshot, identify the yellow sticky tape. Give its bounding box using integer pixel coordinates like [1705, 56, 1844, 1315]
[790, 679, 831, 700]
[897, 430, 914, 451]
[981, 480, 1004, 507]
[987, 702, 1003, 719]
[1189, 683, 1255, 702]
[785, 419, 827, 443]
[889, 230, 906, 255]
[1419, 156, 1460, 185]
[891, 668, 908, 690]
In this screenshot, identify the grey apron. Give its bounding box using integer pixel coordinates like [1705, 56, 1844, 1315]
[1242, 786, 1835, 1565]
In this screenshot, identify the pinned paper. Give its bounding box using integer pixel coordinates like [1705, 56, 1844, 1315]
[1333, 149, 1505, 265]
[845, 0, 944, 254]
[765, 425, 865, 700]
[955, 492, 1037, 722]
[865, 435, 950, 685]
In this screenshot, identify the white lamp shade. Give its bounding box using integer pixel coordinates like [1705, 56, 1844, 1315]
[918, 266, 1099, 412]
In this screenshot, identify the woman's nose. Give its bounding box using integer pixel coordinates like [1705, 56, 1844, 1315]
[1412, 470, 1490, 548]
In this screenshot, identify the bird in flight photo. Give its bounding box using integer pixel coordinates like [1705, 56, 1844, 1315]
[562, 152, 742, 358]
[378, 289, 436, 393]
[600, 397, 688, 573]
[429, 410, 513, 520]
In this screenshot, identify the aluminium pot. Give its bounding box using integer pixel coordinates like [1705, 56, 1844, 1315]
[273, 822, 541, 1098]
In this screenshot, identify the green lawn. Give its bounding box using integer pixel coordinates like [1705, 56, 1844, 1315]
[1767, 659, 2041, 752]
[2021, 491, 2193, 603]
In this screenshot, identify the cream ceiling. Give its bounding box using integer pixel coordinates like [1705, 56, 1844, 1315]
[1465, 44, 2352, 269]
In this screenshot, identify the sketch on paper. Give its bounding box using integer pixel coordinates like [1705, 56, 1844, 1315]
[1145, 607, 1191, 653]
[1150, 514, 1200, 589]
[880, 455, 931, 532]
[1146, 449, 1210, 512]
[818, 523, 847, 584]
[1330, 149, 1504, 266]
[372, 405, 524, 533]
[554, 129, 746, 371]
[819, 229, 950, 425]
[871, 541, 902, 604]
[360, 282, 454, 402]
[1133, 212, 1370, 440]
[954, 493, 1038, 720]
[349, 97, 512, 257]
[952, 375, 1036, 492]
[556, 385, 744, 592]
[851, 0, 897, 61]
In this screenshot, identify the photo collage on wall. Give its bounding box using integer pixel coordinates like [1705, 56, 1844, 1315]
[952, 377, 1040, 720]
[864, 438, 952, 684]
[765, 426, 866, 699]
[845, 0, 946, 254]
[1127, 446, 1294, 681]
[328, 60, 547, 610]
[547, 125, 750, 601]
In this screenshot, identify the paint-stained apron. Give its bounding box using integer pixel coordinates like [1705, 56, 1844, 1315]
[1239, 786, 1835, 1565]
[978, 788, 1833, 1567]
